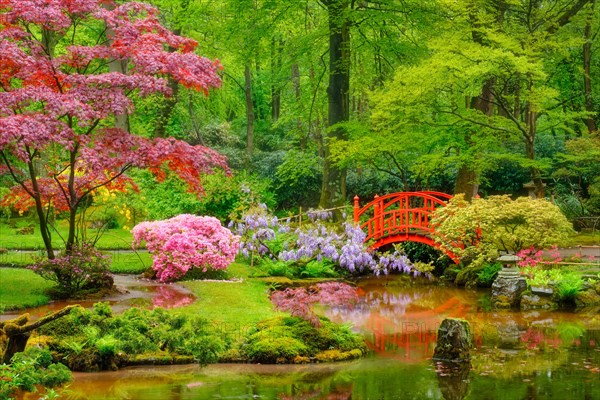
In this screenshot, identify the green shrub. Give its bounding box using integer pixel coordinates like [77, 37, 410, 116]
[557, 273, 584, 303]
[29, 242, 113, 297]
[0, 348, 71, 399]
[95, 335, 118, 357]
[240, 316, 366, 363]
[299, 260, 338, 278]
[42, 304, 228, 370]
[244, 336, 308, 363]
[478, 263, 502, 286]
[432, 195, 573, 268]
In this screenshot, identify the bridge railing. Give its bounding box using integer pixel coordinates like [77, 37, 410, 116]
[353, 191, 452, 242]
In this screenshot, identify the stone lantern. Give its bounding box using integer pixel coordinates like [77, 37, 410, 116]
[496, 254, 521, 276]
[491, 253, 527, 309]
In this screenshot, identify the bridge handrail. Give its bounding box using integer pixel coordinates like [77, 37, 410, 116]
[353, 191, 452, 222]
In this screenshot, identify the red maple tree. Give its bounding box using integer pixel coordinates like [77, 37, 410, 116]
[0, 0, 227, 258]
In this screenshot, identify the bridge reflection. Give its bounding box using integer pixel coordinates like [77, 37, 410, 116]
[323, 278, 597, 362]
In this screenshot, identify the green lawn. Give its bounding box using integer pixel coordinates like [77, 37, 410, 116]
[108, 251, 152, 274]
[0, 249, 151, 274]
[0, 268, 52, 311]
[0, 251, 38, 268]
[177, 263, 281, 328]
[570, 231, 600, 246]
[0, 220, 134, 250]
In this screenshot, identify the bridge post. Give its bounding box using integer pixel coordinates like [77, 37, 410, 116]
[373, 194, 380, 236]
[353, 195, 360, 226]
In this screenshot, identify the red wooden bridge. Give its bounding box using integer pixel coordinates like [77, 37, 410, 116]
[353, 191, 459, 263]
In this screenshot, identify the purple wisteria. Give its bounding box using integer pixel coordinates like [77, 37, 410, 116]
[230, 203, 283, 259]
[234, 205, 418, 277]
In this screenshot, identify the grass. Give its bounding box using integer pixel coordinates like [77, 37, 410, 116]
[0, 268, 53, 310]
[176, 262, 282, 328]
[0, 249, 152, 274]
[107, 251, 152, 274]
[569, 231, 600, 246]
[0, 219, 134, 250]
[0, 251, 39, 267]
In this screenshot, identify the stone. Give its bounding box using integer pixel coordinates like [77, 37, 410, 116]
[574, 289, 600, 308]
[491, 268, 527, 309]
[520, 293, 557, 311]
[433, 318, 472, 363]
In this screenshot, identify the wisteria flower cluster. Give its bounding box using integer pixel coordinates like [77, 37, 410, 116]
[270, 282, 359, 327]
[229, 203, 286, 259]
[306, 209, 334, 221]
[133, 214, 240, 282]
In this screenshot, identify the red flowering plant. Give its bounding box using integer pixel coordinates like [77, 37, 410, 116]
[0, 0, 226, 260]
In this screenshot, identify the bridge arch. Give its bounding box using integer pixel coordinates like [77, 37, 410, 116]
[353, 191, 459, 263]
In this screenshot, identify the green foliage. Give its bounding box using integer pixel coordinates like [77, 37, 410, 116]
[432, 195, 573, 268]
[523, 268, 566, 288]
[131, 170, 275, 222]
[40, 304, 226, 369]
[241, 316, 365, 363]
[0, 348, 71, 399]
[299, 259, 338, 278]
[253, 258, 342, 279]
[477, 263, 502, 287]
[400, 242, 451, 276]
[254, 258, 295, 278]
[556, 273, 584, 303]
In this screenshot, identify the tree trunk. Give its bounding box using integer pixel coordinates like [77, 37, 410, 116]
[244, 63, 255, 167]
[292, 63, 306, 149]
[1, 306, 78, 364]
[154, 77, 179, 138]
[103, 4, 130, 132]
[66, 146, 79, 252]
[154, 28, 182, 138]
[319, 0, 350, 209]
[454, 5, 502, 201]
[454, 163, 480, 201]
[583, 0, 597, 134]
[26, 158, 54, 259]
[271, 37, 283, 122]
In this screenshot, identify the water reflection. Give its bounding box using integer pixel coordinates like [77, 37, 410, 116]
[434, 362, 471, 400]
[39, 275, 600, 399]
[324, 277, 600, 362]
[1, 275, 195, 322]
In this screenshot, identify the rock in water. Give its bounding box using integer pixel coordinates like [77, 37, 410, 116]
[433, 318, 472, 363]
[491, 267, 527, 309]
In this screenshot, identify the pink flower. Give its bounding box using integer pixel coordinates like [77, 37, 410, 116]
[133, 214, 240, 282]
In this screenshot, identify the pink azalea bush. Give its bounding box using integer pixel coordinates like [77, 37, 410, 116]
[132, 214, 240, 282]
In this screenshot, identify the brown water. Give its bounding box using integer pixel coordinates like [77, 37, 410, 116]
[24, 276, 600, 399]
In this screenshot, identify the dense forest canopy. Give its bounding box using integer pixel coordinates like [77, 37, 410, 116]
[1, 0, 599, 228]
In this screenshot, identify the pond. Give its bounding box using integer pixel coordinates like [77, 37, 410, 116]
[23, 276, 600, 399]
